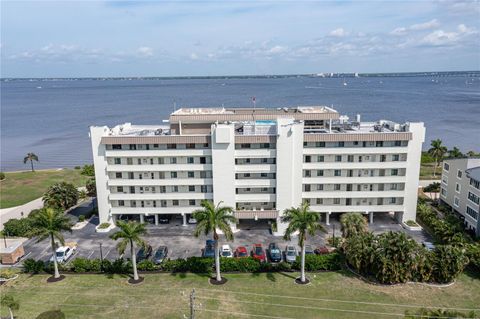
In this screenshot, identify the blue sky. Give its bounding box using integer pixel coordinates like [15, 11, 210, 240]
[1, 0, 479, 77]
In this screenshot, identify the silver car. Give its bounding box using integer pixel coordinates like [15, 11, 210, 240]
[284, 245, 297, 263]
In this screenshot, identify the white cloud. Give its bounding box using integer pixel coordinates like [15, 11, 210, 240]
[390, 27, 407, 36]
[190, 53, 199, 60]
[421, 30, 459, 46]
[329, 28, 347, 37]
[268, 45, 287, 54]
[410, 19, 440, 31]
[136, 46, 154, 57]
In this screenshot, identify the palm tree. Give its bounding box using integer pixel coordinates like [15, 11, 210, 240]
[31, 208, 73, 279]
[1, 295, 19, 319]
[281, 201, 325, 284]
[110, 221, 147, 282]
[192, 200, 236, 283]
[340, 212, 368, 238]
[23, 152, 39, 172]
[448, 147, 463, 159]
[428, 139, 447, 177]
[466, 150, 478, 157]
[43, 182, 79, 211]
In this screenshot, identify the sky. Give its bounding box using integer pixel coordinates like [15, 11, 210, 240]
[1, 0, 480, 77]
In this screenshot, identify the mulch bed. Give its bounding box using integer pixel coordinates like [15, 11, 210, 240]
[46, 275, 66, 283]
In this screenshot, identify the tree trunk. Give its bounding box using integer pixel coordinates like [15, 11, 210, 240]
[433, 161, 438, 178]
[9, 307, 13, 319]
[130, 239, 139, 281]
[214, 231, 221, 282]
[300, 241, 306, 283]
[30, 159, 34, 172]
[51, 234, 60, 278]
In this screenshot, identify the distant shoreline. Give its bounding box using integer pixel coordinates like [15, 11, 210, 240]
[2, 70, 479, 81]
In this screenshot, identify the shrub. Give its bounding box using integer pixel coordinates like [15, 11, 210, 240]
[86, 178, 96, 197]
[102, 258, 132, 274]
[3, 218, 36, 238]
[71, 258, 101, 272]
[81, 164, 95, 177]
[219, 257, 261, 272]
[23, 259, 45, 273]
[327, 236, 341, 248]
[0, 268, 18, 279]
[36, 310, 66, 319]
[431, 245, 469, 283]
[78, 215, 85, 222]
[405, 308, 477, 319]
[74, 166, 81, 170]
[405, 220, 419, 227]
[137, 260, 158, 271]
[98, 223, 110, 229]
[0, 172, 5, 180]
[292, 253, 343, 272]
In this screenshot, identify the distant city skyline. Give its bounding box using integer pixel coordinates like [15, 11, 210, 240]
[1, 1, 479, 77]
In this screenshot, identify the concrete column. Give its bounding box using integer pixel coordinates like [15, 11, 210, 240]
[274, 217, 288, 237]
[325, 212, 331, 225]
[182, 213, 187, 226]
[139, 214, 144, 224]
[154, 214, 159, 226]
[368, 211, 373, 224]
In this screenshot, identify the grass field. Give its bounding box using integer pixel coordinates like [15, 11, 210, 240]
[2, 271, 479, 319]
[0, 169, 90, 208]
[419, 162, 441, 180]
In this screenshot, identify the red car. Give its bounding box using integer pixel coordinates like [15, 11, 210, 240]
[251, 244, 266, 262]
[234, 246, 248, 258]
[314, 246, 330, 255]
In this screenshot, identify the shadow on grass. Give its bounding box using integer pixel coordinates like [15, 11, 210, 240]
[464, 267, 480, 280]
[103, 273, 129, 279]
[266, 272, 276, 282]
[168, 272, 211, 279]
[276, 272, 297, 280]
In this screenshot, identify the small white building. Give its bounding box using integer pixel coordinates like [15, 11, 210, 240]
[440, 158, 480, 237]
[89, 106, 425, 235]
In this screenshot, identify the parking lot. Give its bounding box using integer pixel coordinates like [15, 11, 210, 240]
[11, 200, 432, 266]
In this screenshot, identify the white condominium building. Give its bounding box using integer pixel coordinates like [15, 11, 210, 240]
[90, 106, 425, 235]
[440, 158, 480, 237]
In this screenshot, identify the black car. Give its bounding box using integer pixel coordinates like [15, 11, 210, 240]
[267, 243, 282, 262]
[158, 216, 170, 224]
[136, 245, 153, 262]
[153, 246, 168, 264]
[203, 239, 216, 258]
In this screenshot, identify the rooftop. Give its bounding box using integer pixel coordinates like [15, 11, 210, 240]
[172, 106, 338, 116]
[466, 167, 480, 182]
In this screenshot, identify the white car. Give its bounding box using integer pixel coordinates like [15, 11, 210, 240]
[51, 243, 77, 263]
[221, 244, 233, 258]
[188, 217, 197, 224]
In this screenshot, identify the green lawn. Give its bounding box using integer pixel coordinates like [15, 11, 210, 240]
[2, 271, 479, 319]
[419, 163, 441, 180]
[0, 169, 90, 208]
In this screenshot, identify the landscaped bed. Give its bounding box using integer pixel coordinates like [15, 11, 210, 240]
[2, 271, 479, 319]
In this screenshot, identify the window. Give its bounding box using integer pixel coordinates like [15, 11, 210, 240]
[346, 184, 353, 191]
[160, 186, 166, 193]
[442, 175, 448, 185]
[304, 184, 311, 192]
[158, 157, 165, 164]
[115, 172, 122, 178]
[470, 178, 480, 189]
[347, 155, 354, 162]
[129, 144, 137, 150]
[338, 142, 344, 147]
[316, 142, 325, 147]
[333, 198, 340, 204]
[173, 186, 179, 192]
[167, 144, 176, 149]
[305, 170, 311, 178]
[316, 184, 324, 191]
[441, 188, 447, 197]
[150, 158, 154, 165]
[335, 155, 342, 162]
[114, 158, 121, 165]
[380, 155, 386, 162]
[189, 200, 196, 206]
[172, 200, 179, 206]
[141, 201, 145, 208]
[171, 172, 177, 178]
[317, 170, 324, 177]
[389, 197, 397, 204]
[187, 143, 195, 149]
[187, 157, 194, 164]
[151, 173, 155, 179]
[117, 186, 124, 193]
[334, 170, 341, 177]
[161, 200, 167, 207]
[188, 171, 195, 178]
[170, 157, 177, 164]
[334, 184, 341, 191]
[200, 171, 207, 179]
[189, 185, 195, 192]
[153, 201, 157, 207]
[201, 185, 208, 193]
[305, 156, 311, 163]
[456, 183, 461, 193]
[393, 154, 400, 161]
[394, 140, 401, 147]
[118, 200, 124, 207]
[390, 183, 398, 190]
[200, 157, 206, 164]
[376, 141, 384, 147]
[444, 163, 450, 171]
[316, 198, 323, 204]
[454, 196, 460, 207]
[391, 169, 399, 176]
[457, 170, 462, 179]
[317, 155, 324, 162]
[466, 206, 479, 220]
[153, 144, 159, 148]
[468, 192, 480, 204]
[112, 144, 122, 150]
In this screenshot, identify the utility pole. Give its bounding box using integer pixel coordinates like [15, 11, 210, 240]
[190, 288, 195, 319]
[99, 242, 104, 271]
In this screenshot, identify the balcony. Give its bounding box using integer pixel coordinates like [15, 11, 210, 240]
[106, 164, 212, 172]
[234, 210, 278, 219]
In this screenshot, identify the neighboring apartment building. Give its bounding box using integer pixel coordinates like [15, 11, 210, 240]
[440, 158, 480, 237]
[90, 106, 425, 236]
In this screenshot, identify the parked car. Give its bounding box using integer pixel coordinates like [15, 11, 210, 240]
[314, 246, 330, 255]
[203, 239, 216, 258]
[304, 245, 315, 255]
[221, 245, 233, 258]
[422, 241, 435, 251]
[267, 243, 282, 262]
[136, 245, 153, 262]
[158, 216, 170, 224]
[188, 217, 197, 224]
[284, 245, 297, 263]
[251, 244, 266, 262]
[51, 242, 77, 263]
[234, 246, 248, 258]
[153, 246, 168, 264]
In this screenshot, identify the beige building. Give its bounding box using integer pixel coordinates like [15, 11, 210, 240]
[90, 106, 425, 235]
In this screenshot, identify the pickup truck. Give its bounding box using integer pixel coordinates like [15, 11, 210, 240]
[51, 242, 77, 263]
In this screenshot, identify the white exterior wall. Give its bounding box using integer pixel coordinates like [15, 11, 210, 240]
[89, 126, 111, 224]
[401, 122, 426, 222]
[275, 119, 305, 235]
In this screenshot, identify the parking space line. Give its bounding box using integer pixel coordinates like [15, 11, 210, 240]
[104, 249, 112, 259]
[87, 250, 95, 259]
